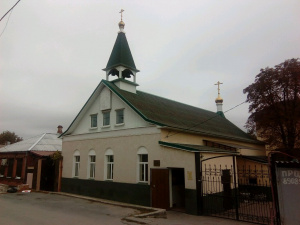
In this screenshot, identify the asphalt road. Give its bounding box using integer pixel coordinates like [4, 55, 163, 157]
[0, 192, 139, 225]
[0, 192, 254, 225]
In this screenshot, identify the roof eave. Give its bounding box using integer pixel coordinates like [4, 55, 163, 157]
[159, 141, 239, 154]
[160, 126, 264, 145]
[102, 64, 140, 73]
[60, 81, 105, 137]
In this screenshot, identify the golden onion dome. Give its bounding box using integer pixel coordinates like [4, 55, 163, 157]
[119, 20, 125, 30]
[215, 96, 223, 103]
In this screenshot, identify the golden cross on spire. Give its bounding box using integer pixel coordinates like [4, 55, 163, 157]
[215, 81, 223, 96]
[119, 9, 124, 21]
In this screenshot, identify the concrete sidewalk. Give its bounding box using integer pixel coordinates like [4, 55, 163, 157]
[127, 212, 254, 225]
[55, 192, 253, 225]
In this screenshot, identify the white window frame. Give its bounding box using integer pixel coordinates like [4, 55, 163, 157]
[116, 109, 124, 125]
[88, 150, 96, 179]
[73, 150, 80, 178]
[104, 149, 114, 181]
[102, 110, 111, 127]
[90, 114, 98, 128]
[137, 147, 148, 183]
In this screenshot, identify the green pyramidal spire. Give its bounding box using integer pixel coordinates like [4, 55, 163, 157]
[103, 13, 139, 81]
[105, 32, 138, 72]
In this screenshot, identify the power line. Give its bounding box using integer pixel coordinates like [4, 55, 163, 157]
[0, 0, 21, 22]
[0, 10, 13, 38]
[165, 101, 247, 138]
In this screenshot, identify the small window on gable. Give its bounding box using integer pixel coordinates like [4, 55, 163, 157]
[116, 109, 124, 124]
[103, 111, 110, 126]
[91, 114, 98, 128]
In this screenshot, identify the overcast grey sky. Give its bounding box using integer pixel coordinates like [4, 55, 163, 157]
[1, 0, 300, 139]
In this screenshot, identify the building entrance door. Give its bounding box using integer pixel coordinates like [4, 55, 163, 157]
[151, 168, 170, 209]
[170, 168, 185, 210]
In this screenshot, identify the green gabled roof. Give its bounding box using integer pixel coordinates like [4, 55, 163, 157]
[103, 80, 263, 145]
[104, 32, 138, 72]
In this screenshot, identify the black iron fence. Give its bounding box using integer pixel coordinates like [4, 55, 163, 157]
[200, 162, 274, 224]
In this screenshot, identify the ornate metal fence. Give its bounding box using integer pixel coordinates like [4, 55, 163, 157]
[201, 160, 273, 224]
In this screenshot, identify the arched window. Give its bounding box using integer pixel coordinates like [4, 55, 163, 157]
[137, 147, 148, 182]
[73, 150, 80, 178]
[88, 150, 96, 179]
[104, 149, 114, 180]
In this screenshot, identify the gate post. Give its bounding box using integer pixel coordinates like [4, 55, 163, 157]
[232, 156, 239, 220]
[195, 152, 202, 215]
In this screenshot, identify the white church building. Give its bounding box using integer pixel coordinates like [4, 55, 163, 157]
[60, 14, 266, 215]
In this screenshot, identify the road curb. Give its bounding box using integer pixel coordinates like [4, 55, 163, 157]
[50, 191, 166, 219]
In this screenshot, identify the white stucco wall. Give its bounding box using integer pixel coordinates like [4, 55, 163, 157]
[62, 85, 266, 194]
[62, 126, 197, 189]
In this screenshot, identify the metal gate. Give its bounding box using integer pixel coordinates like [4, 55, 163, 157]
[200, 156, 273, 224]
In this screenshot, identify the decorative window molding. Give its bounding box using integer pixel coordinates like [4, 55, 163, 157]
[90, 114, 98, 128]
[88, 150, 96, 179]
[137, 147, 148, 183]
[73, 150, 80, 178]
[104, 149, 114, 181]
[116, 109, 124, 125]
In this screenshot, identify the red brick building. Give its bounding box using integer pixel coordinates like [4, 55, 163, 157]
[0, 128, 62, 191]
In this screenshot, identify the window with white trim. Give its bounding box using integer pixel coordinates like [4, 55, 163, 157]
[103, 111, 110, 126]
[116, 109, 124, 124]
[105, 149, 114, 180]
[91, 114, 98, 128]
[137, 147, 148, 182]
[73, 150, 80, 178]
[88, 150, 96, 179]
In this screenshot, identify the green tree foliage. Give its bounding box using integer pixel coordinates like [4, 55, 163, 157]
[243, 58, 300, 150]
[0, 131, 23, 145]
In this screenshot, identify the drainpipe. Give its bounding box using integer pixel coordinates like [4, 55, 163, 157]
[36, 159, 42, 191]
[58, 158, 63, 192]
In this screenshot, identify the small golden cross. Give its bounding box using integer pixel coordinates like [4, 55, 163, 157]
[214, 81, 223, 95]
[119, 9, 124, 21]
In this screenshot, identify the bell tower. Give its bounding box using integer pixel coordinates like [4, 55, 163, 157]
[103, 9, 140, 93]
